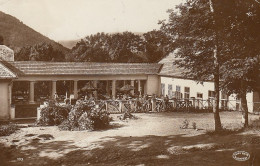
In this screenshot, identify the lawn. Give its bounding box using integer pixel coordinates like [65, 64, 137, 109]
[0, 111, 260, 166]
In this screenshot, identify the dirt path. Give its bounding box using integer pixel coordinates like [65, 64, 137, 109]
[0, 112, 259, 166]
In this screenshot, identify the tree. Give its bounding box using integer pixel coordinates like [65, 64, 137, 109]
[15, 43, 65, 61]
[217, 0, 260, 127]
[161, 0, 260, 130]
[69, 32, 146, 63]
[160, 0, 223, 131]
[143, 30, 173, 62]
[0, 35, 3, 45]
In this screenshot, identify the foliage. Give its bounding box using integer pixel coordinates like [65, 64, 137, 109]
[143, 30, 173, 63]
[58, 100, 112, 131]
[192, 122, 197, 129]
[160, 0, 260, 130]
[37, 104, 70, 126]
[68, 31, 170, 63]
[181, 119, 189, 129]
[15, 43, 65, 61]
[248, 117, 260, 130]
[0, 123, 19, 136]
[0, 35, 3, 45]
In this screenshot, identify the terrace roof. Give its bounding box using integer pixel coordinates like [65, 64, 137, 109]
[0, 61, 162, 77]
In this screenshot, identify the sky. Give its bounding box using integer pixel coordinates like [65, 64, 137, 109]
[0, 0, 183, 41]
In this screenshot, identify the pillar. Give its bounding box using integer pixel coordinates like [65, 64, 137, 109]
[51, 81, 57, 99]
[29, 81, 35, 104]
[112, 80, 116, 99]
[74, 80, 78, 99]
[0, 80, 11, 119]
[138, 80, 141, 96]
[93, 80, 97, 98]
[144, 80, 147, 95]
[106, 81, 110, 95]
[131, 80, 134, 96]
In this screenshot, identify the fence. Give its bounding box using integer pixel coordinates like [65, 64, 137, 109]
[91, 98, 239, 113]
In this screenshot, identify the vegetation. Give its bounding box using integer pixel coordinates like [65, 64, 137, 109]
[15, 43, 65, 61]
[160, 0, 260, 130]
[37, 103, 71, 126]
[68, 31, 170, 63]
[0, 123, 19, 136]
[38, 100, 112, 131]
[59, 100, 111, 131]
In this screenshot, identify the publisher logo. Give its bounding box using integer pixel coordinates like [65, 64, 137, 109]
[232, 151, 250, 161]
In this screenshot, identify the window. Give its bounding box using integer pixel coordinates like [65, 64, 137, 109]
[221, 92, 228, 100]
[184, 87, 190, 99]
[161, 83, 165, 96]
[197, 93, 203, 99]
[168, 84, 172, 98]
[208, 90, 215, 99]
[175, 85, 182, 99]
[176, 85, 181, 92]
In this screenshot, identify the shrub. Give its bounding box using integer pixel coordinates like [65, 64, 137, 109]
[58, 100, 112, 131]
[181, 119, 189, 129]
[0, 123, 19, 136]
[192, 122, 197, 129]
[248, 117, 260, 129]
[37, 104, 71, 126]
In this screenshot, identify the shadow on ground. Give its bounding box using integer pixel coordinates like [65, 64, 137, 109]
[1, 130, 260, 166]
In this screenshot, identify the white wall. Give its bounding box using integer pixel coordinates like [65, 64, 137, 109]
[160, 76, 256, 112]
[0, 80, 11, 119]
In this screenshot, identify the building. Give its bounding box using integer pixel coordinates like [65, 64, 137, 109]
[159, 53, 260, 113]
[0, 46, 259, 120]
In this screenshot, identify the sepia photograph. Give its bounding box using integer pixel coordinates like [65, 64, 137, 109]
[0, 0, 259, 165]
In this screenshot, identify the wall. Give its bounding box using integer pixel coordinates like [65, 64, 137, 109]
[0, 80, 11, 119]
[146, 75, 161, 96]
[160, 76, 258, 112]
[0, 45, 14, 61]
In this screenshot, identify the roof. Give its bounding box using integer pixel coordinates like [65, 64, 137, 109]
[0, 60, 17, 79]
[158, 52, 186, 78]
[5, 61, 162, 76]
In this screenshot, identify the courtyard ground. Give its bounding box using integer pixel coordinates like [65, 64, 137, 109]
[0, 111, 260, 166]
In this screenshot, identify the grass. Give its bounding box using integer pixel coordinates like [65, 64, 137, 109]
[0, 111, 259, 166]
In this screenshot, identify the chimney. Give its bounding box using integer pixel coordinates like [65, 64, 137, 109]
[0, 45, 14, 61]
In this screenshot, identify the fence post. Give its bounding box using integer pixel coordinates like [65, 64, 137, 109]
[119, 101, 122, 113]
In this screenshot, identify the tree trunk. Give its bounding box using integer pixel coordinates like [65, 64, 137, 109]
[241, 79, 249, 128]
[209, 0, 222, 132]
[213, 51, 222, 132]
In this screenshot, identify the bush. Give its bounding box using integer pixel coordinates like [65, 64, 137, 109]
[0, 123, 19, 136]
[181, 119, 189, 129]
[37, 104, 71, 126]
[248, 117, 260, 129]
[58, 100, 112, 131]
[192, 122, 197, 129]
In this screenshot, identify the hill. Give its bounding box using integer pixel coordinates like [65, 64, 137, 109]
[58, 39, 80, 49]
[0, 11, 69, 53]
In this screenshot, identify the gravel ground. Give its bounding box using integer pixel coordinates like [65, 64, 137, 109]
[0, 111, 259, 166]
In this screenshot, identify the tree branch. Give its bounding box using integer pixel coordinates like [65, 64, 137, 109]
[254, 0, 260, 4]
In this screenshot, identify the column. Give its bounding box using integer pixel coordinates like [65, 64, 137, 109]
[74, 80, 78, 99]
[106, 81, 110, 95]
[93, 80, 98, 98]
[112, 80, 116, 99]
[51, 81, 57, 99]
[138, 80, 141, 96]
[123, 80, 126, 86]
[144, 80, 147, 95]
[131, 80, 134, 96]
[29, 81, 35, 104]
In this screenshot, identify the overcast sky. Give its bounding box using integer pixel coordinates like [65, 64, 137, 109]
[0, 0, 183, 41]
